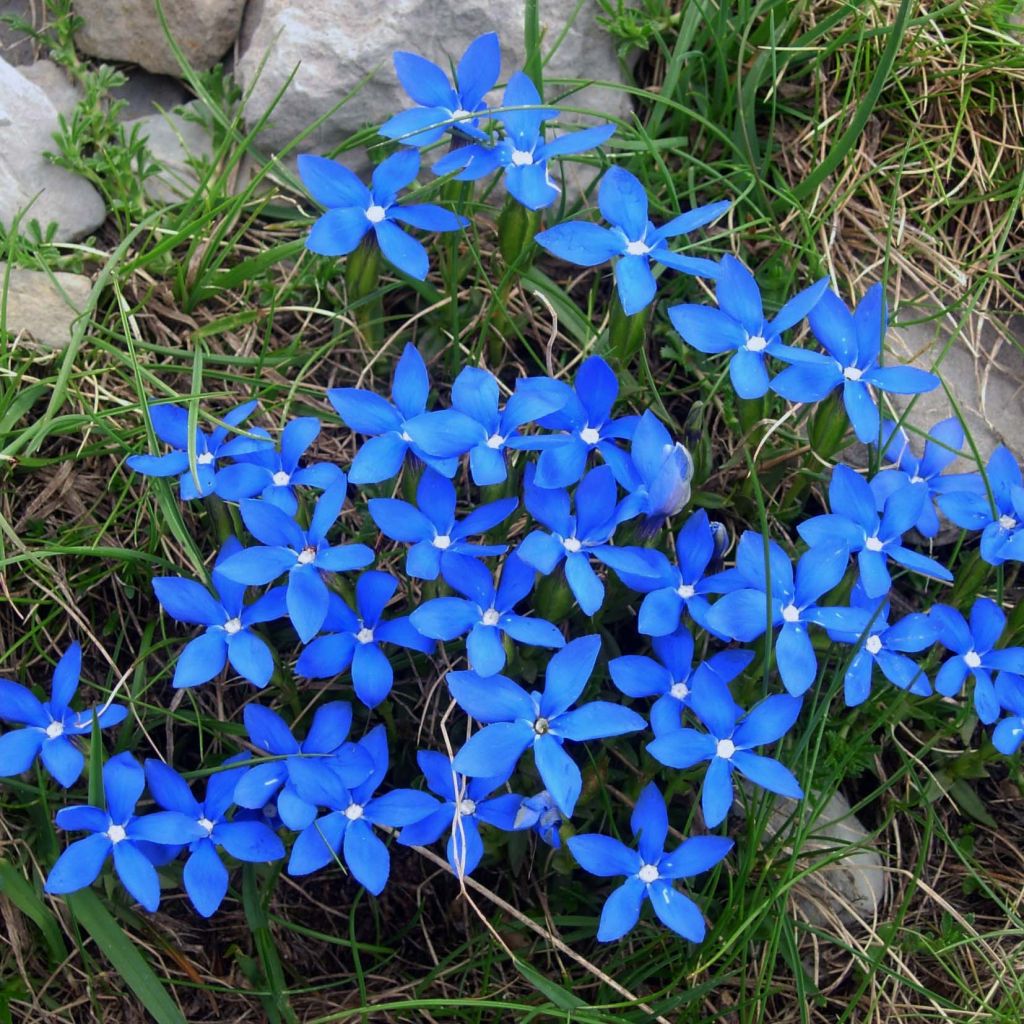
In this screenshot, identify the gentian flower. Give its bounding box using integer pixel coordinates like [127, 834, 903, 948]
[232, 702, 373, 829]
[127, 400, 269, 500]
[512, 790, 564, 848]
[328, 343, 474, 485]
[797, 464, 953, 598]
[770, 285, 940, 442]
[152, 537, 287, 689]
[504, 355, 638, 488]
[516, 465, 660, 615]
[287, 725, 440, 891]
[449, 366, 568, 485]
[938, 446, 1024, 565]
[45, 753, 204, 911]
[368, 468, 515, 580]
[295, 573, 435, 708]
[380, 33, 499, 147]
[567, 782, 732, 942]
[144, 755, 285, 917]
[214, 417, 345, 515]
[0, 643, 126, 787]
[397, 751, 521, 876]
[535, 167, 728, 315]
[298, 149, 467, 280]
[432, 71, 615, 210]
[217, 484, 374, 642]
[667, 256, 829, 398]
[449, 635, 645, 815]
[647, 689, 804, 827]
[992, 673, 1024, 755]
[704, 532, 853, 695]
[929, 598, 1024, 724]
[410, 555, 563, 676]
[609, 629, 753, 736]
[610, 410, 694, 532]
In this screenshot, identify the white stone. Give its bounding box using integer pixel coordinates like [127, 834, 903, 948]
[73, 0, 247, 77]
[0, 0, 37, 66]
[18, 60, 81, 117]
[0, 58, 106, 241]
[0, 263, 92, 349]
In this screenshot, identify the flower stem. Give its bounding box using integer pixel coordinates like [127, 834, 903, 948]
[346, 237, 384, 346]
[608, 292, 649, 367]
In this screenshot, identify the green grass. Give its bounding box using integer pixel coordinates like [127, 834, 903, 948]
[1, 0, 1024, 1021]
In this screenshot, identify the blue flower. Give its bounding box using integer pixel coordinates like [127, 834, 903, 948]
[449, 366, 568, 485]
[824, 585, 937, 706]
[410, 555, 563, 676]
[298, 149, 467, 280]
[380, 33, 500, 147]
[770, 285, 940, 442]
[216, 484, 374, 642]
[797, 464, 953, 598]
[45, 753, 204, 911]
[152, 538, 287, 689]
[993, 673, 1024, 755]
[232, 702, 374, 830]
[512, 790, 564, 848]
[567, 783, 732, 942]
[295, 572, 435, 708]
[535, 167, 728, 315]
[609, 629, 753, 736]
[516, 465, 660, 615]
[449, 635, 645, 815]
[127, 400, 269, 500]
[144, 755, 285, 917]
[647, 688, 804, 827]
[704, 532, 854, 695]
[368, 468, 515, 581]
[397, 751, 522, 876]
[667, 256, 829, 399]
[930, 598, 1024, 724]
[214, 417, 345, 515]
[432, 71, 615, 210]
[328, 343, 477, 485]
[287, 725, 441, 892]
[0, 643, 127, 788]
[505, 355, 638, 488]
[938, 446, 1024, 565]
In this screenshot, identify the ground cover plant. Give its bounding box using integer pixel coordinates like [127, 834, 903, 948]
[2, 1, 1024, 1021]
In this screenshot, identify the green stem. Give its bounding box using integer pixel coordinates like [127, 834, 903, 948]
[607, 292, 649, 367]
[345, 238, 383, 346]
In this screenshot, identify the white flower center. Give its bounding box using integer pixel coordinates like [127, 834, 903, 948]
[563, 537, 582, 553]
[964, 650, 982, 669]
[106, 824, 127, 844]
[485, 432, 505, 449]
[625, 239, 651, 256]
[296, 546, 317, 565]
[510, 149, 534, 166]
[272, 470, 291, 487]
[197, 451, 215, 465]
[865, 634, 883, 655]
[356, 626, 374, 645]
[843, 366, 863, 381]
[637, 863, 660, 884]
[481, 608, 501, 627]
[716, 738, 736, 759]
[781, 603, 800, 623]
[999, 514, 1017, 531]
[399, 430, 414, 443]
[579, 426, 601, 446]
[533, 717, 550, 735]
[909, 474, 925, 485]
[745, 334, 768, 353]
[669, 681, 690, 701]
[344, 803, 364, 821]
[223, 617, 243, 635]
[45, 720, 64, 739]
[432, 533, 451, 550]
[864, 535, 885, 552]
[451, 108, 472, 120]
[457, 798, 477, 816]
[676, 583, 696, 599]
[365, 204, 387, 224]
[198, 817, 215, 835]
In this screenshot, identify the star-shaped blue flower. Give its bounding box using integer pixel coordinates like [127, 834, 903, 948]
[993, 673, 1024, 755]
[0, 643, 127, 788]
[535, 167, 729, 315]
[512, 789, 564, 848]
[567, 782, 733, 942]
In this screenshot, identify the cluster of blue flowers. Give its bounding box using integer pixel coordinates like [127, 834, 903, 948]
[3, 32, 1022, 949]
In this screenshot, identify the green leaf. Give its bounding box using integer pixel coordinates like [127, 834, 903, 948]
[0, 859, 66, 964]
[513, 957, 587, 1011]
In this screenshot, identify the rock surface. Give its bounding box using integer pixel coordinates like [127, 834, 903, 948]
[111, 69, 190, 121]
[0, 57, 106, 241]
[18, 59, 82, 117]
[73, 0, 247, 77]
[1, 263, 93, 349]
[0, 0, 36, 66]
[235, 0, 631, 153]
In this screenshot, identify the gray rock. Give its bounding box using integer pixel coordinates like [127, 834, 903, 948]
[0, 0, 37, 66]
[0, 262, 92, 349]
[111, 69, 190, 121]
[235, 0, 631, 156]
[18, 59, 82, 117]
[0, 57, 106, 241]
[73, 0, 247, 77]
